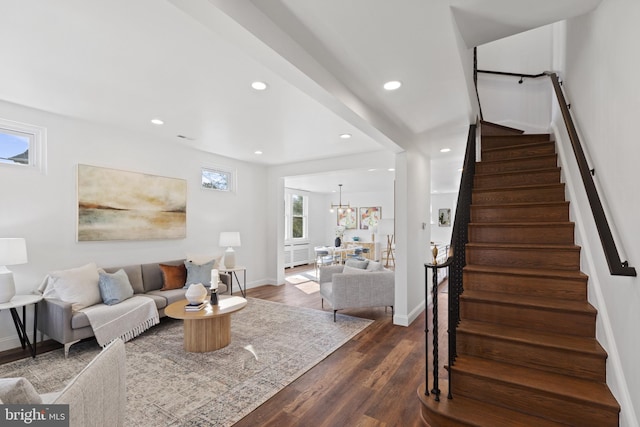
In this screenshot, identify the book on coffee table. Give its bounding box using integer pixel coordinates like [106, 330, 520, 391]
[184, 302, 206, 311]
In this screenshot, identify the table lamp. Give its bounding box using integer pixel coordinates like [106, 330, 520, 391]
[0, 238, 28, 303]
[219, 232, 241, 268]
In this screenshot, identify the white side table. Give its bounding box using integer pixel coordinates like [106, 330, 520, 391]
[218, 266, 247, 297]
[0, 294, 43, 358]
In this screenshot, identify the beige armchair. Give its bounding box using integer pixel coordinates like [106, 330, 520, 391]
[0, 339, 126, 427]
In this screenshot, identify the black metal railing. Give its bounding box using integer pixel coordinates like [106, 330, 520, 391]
[424, 123, 476, 400]
[476, 68, 636, 277]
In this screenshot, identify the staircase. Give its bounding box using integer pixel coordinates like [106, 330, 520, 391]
[419, 122, 620, 426]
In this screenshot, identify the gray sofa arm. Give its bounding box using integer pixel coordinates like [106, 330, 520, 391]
[37, 298, 75, 344]
[319, 265, 344, 284]
[330, 271, 395, 310]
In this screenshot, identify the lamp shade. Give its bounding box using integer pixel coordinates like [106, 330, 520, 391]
[0, 238, 28, 265]
[377, 219, 394, 236]
[219, 232, 241, 248]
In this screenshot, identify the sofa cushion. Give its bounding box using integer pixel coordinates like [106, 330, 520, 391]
[366, 260, 384, 272]
[98, 269, 134, 306]
[141, 260, 184, 292]
[342, 265, 370, 274]
[102, 264, 144, 294]
[184, 259, 215, 287]
[345, 259, 369, 269]
[147, 289, 187, 306]
[159, 264, 187, 290]
[137, 294, 167, 311]
[0, 378, 43, 404]
[47, 262, 101, 311]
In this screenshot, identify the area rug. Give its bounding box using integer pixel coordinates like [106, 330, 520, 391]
[0, 298, 372, 426]
[285, 274, 310, 285]
[295, 281, 320, 294]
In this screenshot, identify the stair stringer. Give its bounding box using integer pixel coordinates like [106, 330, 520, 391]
[551, 121, 639, 427]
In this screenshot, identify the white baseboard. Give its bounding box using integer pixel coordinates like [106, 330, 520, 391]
[394, 298, 426, 327]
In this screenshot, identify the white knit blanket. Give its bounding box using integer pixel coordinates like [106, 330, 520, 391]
[82, 295, 159, 347]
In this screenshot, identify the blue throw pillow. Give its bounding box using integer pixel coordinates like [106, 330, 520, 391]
[184, 259, 215, 287]
[98, 269, 134, 306]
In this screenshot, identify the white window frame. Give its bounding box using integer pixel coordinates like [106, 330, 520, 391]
[0, 118, 47, 173]
[284, 189, 308, 243]
[201, 165, 235, 192]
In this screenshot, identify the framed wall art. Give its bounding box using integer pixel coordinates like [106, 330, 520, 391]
[359, 206, 381, 230]
[337, 208, 357, 230]
[438, 208, 451, 227]
[77, 164, 187, 241]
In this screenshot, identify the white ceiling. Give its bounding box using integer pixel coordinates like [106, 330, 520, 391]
[0, 0, 598, 194]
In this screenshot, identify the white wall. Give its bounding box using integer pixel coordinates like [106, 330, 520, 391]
[394, 149, 430, 326]
[558, 2, 640, 425]
[477, 25, 554, 132]
[0, 100, 269, 351]
[430, 192, 457, 245]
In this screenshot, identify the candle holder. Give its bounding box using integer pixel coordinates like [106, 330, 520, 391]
[210, 288, 218, 305]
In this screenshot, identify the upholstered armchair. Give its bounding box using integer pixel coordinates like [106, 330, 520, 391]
[318, 263, 395, 321]
[0, 339, 126, 426]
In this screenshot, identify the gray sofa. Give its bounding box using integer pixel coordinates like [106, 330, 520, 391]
[319, 262, 395, 321]
[37, 260, 229, 357]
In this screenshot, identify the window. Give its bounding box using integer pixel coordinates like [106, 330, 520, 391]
[0, 118, 46, 172]
[285, 191, 308, 241]
[201, 166, 234, 192]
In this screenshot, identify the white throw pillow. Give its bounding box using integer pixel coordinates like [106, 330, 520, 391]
[366, 260, 383, 271]
[48, 262, 101, 311]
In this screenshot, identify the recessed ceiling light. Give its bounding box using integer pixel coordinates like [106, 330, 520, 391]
[251, 81, 268, 91]
[388, 168, 395, 172]
[458, 168, 463, 172]
[440, 148, 451, 153]
[339, 133, 352, 139]
[151, 118, 164, 125]
[254, 150, 263, 155]
[383, 80, 402, 90]
[368, 168, 376, 172]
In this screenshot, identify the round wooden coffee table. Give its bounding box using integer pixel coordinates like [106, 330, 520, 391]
[164, 295, 247, 352]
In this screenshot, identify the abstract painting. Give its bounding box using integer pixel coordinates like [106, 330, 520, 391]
[77, 164, 187, 241]
[359, 206, 381, 230]
[337, 208, 357, 230]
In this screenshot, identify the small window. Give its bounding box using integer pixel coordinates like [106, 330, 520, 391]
[285, 190, 308, 241]
[201, 166, 234, 192]
[0, 118, 46, 172]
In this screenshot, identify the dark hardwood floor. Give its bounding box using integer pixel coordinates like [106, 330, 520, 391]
[234, 264, 431, 427]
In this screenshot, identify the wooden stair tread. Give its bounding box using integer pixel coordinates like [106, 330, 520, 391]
[458, 320, 606, 356]
[480, 121, 525, 135]
[471, 201, 569, 209]
[472, 182, 564, 193]
[464, 264, 588, 280]
[461, 290, 596, 314]
[452, 356, 620, 411]
[474, 166, 561, 178]
[482, 140, 554, 154]
[478, 153, 557, 166]
[466, 242, 580, 250]
[468, 221, 573, 227]
[418, 386, 566, 427]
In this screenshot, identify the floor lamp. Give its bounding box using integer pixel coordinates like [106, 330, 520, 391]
[377, 219, 395, 267]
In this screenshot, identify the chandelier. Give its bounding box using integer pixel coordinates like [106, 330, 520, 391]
[330, 184, 351, 213]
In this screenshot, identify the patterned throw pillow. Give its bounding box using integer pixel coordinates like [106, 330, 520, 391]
[159, 264, 187, 290]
